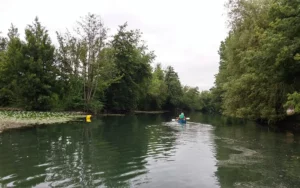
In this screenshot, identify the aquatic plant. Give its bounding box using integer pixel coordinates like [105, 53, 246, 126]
[0, 111, 85, 131]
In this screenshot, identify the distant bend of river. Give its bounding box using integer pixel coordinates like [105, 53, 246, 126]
[0, 113, 299, 188]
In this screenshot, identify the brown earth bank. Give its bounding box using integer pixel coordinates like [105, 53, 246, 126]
[0, 121, 28, 133]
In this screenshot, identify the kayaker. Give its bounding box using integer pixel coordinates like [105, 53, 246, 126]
[178, 112, 185, 120]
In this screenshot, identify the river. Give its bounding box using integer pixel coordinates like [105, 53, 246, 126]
[0, 113, 299, 187]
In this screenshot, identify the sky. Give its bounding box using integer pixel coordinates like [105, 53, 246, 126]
[0, 0, 229, 91]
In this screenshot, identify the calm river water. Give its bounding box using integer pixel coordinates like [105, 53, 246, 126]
[0, 113, 299, 187]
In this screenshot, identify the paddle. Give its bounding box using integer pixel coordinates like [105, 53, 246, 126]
[172, 117, 190, 121]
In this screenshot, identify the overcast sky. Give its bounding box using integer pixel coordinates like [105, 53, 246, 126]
[0, 0, 229, 91]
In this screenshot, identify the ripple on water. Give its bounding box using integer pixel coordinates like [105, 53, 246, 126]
[35, 162, 52, 168]
[3, 173, 47, 187]
[0, 118, 219, 187]
[0, 174, 17, 181]
[234, 181, 290, 188]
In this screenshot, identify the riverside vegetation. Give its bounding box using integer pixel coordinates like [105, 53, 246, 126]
[0, 14, 209, 116]
[1, 0, 300, 128]
[210, 0, 300, 124]
[0, 111, 85, 133]
[0, 13, 210, 131]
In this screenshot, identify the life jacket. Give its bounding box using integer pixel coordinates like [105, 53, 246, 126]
[179, 113, 185, 119]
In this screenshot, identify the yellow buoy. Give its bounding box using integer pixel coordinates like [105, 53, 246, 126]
[86, 115, 92, 122]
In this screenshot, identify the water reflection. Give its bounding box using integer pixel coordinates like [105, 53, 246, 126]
[199, 113, 300, 188]
[0, 115, 180, 187]
[1, 113, 299, 188]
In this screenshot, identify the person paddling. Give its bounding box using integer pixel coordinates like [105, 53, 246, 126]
[180, 112, 185, 119]
[177, 112, 185, 120]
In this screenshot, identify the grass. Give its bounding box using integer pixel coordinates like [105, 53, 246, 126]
[0, 111, 86, 133]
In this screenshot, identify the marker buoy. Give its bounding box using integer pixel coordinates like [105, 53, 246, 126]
[86, 115, 92, 122]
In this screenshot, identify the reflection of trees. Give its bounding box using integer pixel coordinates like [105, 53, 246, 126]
[0, 114, 178, 187]
[189, 112, 247, 126]
[208, 113, 300, 188]
[97, 115, 177, 187]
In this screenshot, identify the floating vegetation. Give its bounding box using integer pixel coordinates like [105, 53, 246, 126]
[0, 111, 86, 133]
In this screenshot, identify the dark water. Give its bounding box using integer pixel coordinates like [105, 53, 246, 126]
[0, 113, 299, 188]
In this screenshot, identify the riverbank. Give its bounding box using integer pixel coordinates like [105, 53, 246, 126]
[0, 111, 86, 133]
[0, 110, 171, 133]
[276, 114, 300, 133]
[99, 111, 169, 115]
[134, 110, 169, 114]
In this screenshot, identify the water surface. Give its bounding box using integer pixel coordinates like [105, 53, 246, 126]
[0, 113, 299, 187]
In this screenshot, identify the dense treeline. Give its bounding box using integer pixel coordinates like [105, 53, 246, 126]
[0, 14, 212, 113]
[207, 0, 300, 123]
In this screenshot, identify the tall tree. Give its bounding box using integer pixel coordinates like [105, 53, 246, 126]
[105, 23, 154, 112]
[20, 17, 59, 110]
[76, 13, 108, 106]
[56, 30, 85, 110]
[164, 66, 183, 109]
[0, 25, 24, 106]
[213, 0, 300, 122]
[56, 13, 121, 112]
[146, 63, 168, 110]
[0, 32, 7, 52]
[0, 13, 204, 113]
[181, 86, 201, 111]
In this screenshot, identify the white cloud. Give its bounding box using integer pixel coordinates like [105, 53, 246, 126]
[0, 0, 229, 91]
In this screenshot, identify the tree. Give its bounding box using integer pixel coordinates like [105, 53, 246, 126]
[0, 19, 60, 110]
[146, 63, 168, 110]
[0, 25, 24, 106]
[164, 66, 183, 109]
[104, 23, 154, 112]
[76, 13, 108, 107]
[0, 32, 7, 52]
[181, 86, 200, 111]
[211, 0, 300, 123]
[56, 30, 84, 110]
[0, 13, 205, 114]
[20, 17, 59, 110]
[56, 13, 122, 112]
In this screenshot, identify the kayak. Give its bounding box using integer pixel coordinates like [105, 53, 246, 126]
[177, 119, 186, 124]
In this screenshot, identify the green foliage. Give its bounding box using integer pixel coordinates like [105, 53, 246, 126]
[104, 23, 154, 112]
[143, 63, 168, 110]
[56, 14, 122, 112]
[212, 0, 300, 123]
[0, 35, 8, 105]
[0, 21, 61, 110]
[3, 6, 300, 120]
[0, 25, 23, 106]
[0, 13, 213, 114]
[284, 92, 300, 113]
[21, 17, 59, 110]
[164, 66, 183, 109]
[181, 86, 200, 111]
